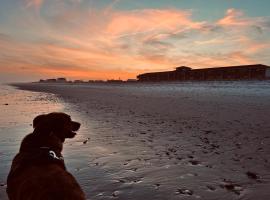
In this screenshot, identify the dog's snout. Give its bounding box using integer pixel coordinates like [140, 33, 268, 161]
[71, 121, 80, 131]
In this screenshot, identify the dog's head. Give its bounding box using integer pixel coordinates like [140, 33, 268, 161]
[33, 112, 80, 141]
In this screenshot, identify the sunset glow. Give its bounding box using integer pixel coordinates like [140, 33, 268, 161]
[0, 0, 270, 82]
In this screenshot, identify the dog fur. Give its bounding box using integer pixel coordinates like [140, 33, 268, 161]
[7, 112, 86, 200]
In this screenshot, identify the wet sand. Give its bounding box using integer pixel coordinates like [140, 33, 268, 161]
[6, 82, 270, 199]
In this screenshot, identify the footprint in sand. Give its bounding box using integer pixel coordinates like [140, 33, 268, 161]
[220, 181, 243, 195]
[246, 171, 260, 181]
[154, 183, 160, 189]
[175, 188, 193, 196]
[112, 191, 121, 197]
[0, 183, 6, 187]
[206, 185, 216, 191]
[189, 160, 201, 166]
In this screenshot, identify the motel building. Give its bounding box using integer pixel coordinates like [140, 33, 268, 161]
[137, 64, 270, 82]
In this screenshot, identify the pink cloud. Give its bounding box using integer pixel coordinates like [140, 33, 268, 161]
[25, 0, 44, 9]
[233, 35, 270, 54]
[218, 8, 255, 26]
[227, 51, 256, 64]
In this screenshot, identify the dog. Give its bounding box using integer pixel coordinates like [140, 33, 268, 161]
[7, 112, 86, 200]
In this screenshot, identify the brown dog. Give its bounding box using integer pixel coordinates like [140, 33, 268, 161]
[7, 112, 86, 200]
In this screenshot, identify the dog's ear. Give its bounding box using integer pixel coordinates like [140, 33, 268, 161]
[33, 114, 47, 128]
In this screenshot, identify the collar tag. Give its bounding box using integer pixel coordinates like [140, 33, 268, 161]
[49, 150, 64, 160]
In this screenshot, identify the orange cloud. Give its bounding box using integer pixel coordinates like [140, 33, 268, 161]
[106, 9, 203, 37]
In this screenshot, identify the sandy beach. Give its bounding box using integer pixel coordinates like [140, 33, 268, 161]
[3, 81, 270, 200]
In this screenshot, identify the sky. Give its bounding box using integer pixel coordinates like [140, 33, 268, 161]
[0, 0, 270, 82]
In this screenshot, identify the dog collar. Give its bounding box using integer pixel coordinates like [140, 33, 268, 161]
[40, 147, 64, 161]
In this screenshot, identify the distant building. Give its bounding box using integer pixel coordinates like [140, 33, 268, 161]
[127, 79, 137, 82]
[39, 77, 68, 83]
[107, 79, 123, 83]
[94, 80, 105, 83]
[137, 64, 270, 82]
[74, 80, 84, 83]
[56, 78, 67, 83]
[46, 79, 57, 82]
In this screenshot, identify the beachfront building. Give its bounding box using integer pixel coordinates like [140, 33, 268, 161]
[45, 78, 57, 82]
[107, 79, 123, 83]
[127, 79, 137, 82]
[56, 78, 67, 83]
[74, 80, 85, 83]
[39, 77, 68, 83]
[137, 64, 270, 81]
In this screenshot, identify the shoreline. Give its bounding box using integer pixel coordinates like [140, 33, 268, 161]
[6, 82, 270, 199]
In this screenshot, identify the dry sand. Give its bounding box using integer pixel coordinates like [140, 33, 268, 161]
[8, 82, 270, 199]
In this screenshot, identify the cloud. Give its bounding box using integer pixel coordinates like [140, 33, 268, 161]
[25, 0, 44, 10]
[194, 38, 225, 46]
[218, 8, 248, 26]
[0, 33, 12, 40]
[217, 8, 267, 28]
[106, 9, 203, 38]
